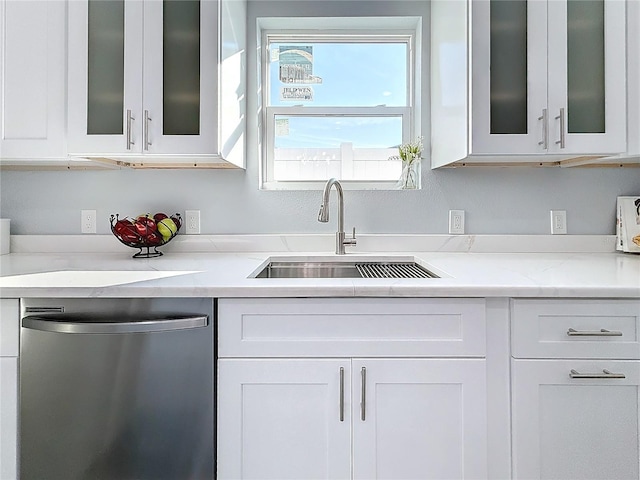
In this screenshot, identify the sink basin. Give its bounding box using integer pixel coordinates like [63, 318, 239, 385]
[252, 257, 439, 279]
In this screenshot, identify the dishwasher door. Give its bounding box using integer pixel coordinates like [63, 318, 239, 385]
[19, 298, 215, 480]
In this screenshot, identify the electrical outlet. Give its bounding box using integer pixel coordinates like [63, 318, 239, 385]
[185, 210, 200, 234]
[449, 210, 465, 234]
[550, 210, 567, 234]
[81, 210, 97, 234]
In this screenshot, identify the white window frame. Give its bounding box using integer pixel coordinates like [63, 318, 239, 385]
[259, 18, 421, 190]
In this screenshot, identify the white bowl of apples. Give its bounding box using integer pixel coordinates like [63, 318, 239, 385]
[110, 212, 182, 258]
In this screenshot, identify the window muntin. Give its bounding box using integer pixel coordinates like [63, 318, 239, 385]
[262, 29, 416, 189]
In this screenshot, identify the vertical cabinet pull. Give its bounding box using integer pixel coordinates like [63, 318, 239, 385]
[144, 110, 152, 151]
[339, 367, 344, 422]
[555, 108, 566, 149]
[570, 369, 626, 379]
[360, 367, 366, 421]
[567, 328, 623, 337]
[126, 109, 135, 150]
[538, 109, 548, 149]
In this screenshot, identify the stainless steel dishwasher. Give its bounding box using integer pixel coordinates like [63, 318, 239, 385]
[19, 298, 215, 480]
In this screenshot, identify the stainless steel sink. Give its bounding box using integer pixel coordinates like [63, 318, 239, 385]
[253, 260, 438, 279]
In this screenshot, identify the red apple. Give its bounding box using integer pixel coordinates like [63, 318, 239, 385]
[114, 218, 135, 235]
[135, 215, 157, 235]
[153, 212, 168, 223]
[170, 214, 182, 230]
[144, 231, 163, 246]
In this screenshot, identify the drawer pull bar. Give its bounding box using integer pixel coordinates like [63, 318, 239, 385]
[570, 369, 626, 379]
[567, 328, 623, 337]
[360, 367, 366, 422]
[339, 367, 344, 422]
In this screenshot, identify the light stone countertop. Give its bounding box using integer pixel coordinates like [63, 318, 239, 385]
[0, 235, 638, 298]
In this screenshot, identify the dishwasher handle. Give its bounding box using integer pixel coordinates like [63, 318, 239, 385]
[22, 315, 208, 334]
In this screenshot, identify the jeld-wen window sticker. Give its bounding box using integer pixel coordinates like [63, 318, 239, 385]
[278, 46, 322, 101]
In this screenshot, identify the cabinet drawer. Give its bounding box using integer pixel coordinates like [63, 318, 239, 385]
[218, 298, 486, 357]
[0, 299, 19, 357]
[511, 299, 640, 359]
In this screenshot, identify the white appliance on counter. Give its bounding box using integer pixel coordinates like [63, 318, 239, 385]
[616, 196, 640, 253]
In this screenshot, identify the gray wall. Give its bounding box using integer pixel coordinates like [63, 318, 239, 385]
[1, 0, 638, 236]
[2, 155, 638, 236]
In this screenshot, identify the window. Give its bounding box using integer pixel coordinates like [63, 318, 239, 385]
[260, 18, 420, 190]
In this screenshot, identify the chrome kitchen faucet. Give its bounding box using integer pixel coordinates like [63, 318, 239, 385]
[318, 178, 357, 255]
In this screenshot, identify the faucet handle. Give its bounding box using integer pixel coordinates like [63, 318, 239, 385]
[344, 227, 357, 246]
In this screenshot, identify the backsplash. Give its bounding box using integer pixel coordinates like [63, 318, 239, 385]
[0, 165, 638, 236]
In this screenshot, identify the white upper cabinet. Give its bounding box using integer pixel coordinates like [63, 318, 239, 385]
[0, 0, 66, 162]
[67, 0, 245, 168]
[431, 0, 627, 168]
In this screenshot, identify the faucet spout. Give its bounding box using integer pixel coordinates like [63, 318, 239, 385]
[318, 178, 356, 254]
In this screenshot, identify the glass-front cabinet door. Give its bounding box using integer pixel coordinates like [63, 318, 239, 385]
[471, 0, 548, 155]
[142, 0, 218, 155]
[68, 0, 143, 155]
[547, 0, 626, 154]
[67, 0, 218, 157]
[471, 0, 626, 157]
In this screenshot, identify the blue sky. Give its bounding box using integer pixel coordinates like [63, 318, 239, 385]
[270, 42, 407, 149]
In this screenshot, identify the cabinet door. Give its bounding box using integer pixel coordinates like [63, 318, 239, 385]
[471, 0, 549, 155]
[217, 359, 351, 480]
[547, 0, 626, 154]
[0, 0, 66, 160]
[67, 0, 143, 155]
[512, 359, 640, 480]
[141, 0, 218, 155]
[0, 358, 18, 480]
[353, 359, 487, 480]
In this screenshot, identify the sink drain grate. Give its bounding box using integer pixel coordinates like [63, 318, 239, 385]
[356, 263, 438, 279]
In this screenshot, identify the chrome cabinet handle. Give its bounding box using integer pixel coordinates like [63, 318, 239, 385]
[126, 109, 135, 150]
[144, 109, 152, 151]
[339, 367, 344, 422]
[555, 108, 565, 149]
[538, 109, 548, 149]
[567, 328, 623, 337]
[570, 369, 626, 379]
[360, 366, 366, 421]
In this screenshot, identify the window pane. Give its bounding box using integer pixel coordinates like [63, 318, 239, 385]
[273, 115, 402, 181]
[269, 42, 408, 107]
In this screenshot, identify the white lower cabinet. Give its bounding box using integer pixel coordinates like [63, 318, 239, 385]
[217, 359, 351, 480]
[0, 298, 19, 480]
[218, 358, 486, 480]
[217, 298, 489, 480]
[511, 298, 640, 480]
[352, 358, 486, 480]
[512, 359, 640, 480]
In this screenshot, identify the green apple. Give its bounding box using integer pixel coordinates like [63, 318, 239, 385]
[157, 218, 178, 240]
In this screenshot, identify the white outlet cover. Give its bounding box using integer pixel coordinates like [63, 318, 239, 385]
[550, 210, 567, 235]
[185, 210, 201, 234]
[449, 210, 465, 234]
[81, 210, 97, 234]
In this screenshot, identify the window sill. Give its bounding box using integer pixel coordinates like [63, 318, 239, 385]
[260, 180, 419, 191]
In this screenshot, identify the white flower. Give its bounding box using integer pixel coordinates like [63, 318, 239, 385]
[388, 136, 423, 165]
